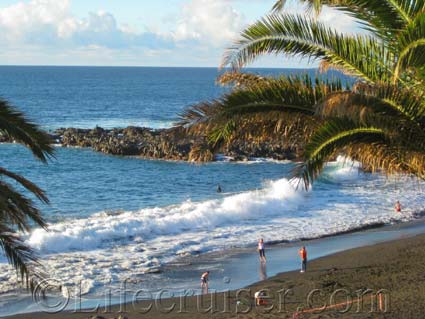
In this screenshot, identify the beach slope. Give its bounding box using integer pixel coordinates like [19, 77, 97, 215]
[6, 233, 425, 319]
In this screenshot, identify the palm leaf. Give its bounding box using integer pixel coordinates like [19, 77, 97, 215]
[0, 225, 37, 283]
[0, 181, 47, 232]
[344, 143, 425, 178]
[272, 0, 288, 12]
[222, 14, 393, 83]
[0, 99, 54, 162]
[289, 0, 424, 37]
[318, 84, 425, 123]
[0, 168, 49, 204]
[0, 223, 48, 292]
[393, 12, 425, 82]
[179, 74, 343, 133]
[292, 118, 388, 188]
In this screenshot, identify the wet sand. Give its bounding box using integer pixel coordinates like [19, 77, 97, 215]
[6, 232, 425, 319]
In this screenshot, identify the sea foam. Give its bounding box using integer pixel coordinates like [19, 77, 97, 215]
[0, 158, 424, 296]
[26, 178, 302, 254]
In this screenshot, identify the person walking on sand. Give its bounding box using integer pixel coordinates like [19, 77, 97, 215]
[299, 246, 307, 273]
[201, 271, 209, 292]
[258, 238, 266, 263]
[395, 200, 401, 213]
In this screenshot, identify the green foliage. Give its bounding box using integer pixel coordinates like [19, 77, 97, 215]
[180, 0, 425, 189]
[180, 74, 343, 151]
[0, 98, 53, 291]
[293, 118, 388, 188]
[222, 14, 392, 83]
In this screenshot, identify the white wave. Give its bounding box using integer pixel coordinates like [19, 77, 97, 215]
[0, 159, 424, 296]
[214, 154, 291, 164]
[45, 118, 174, 130]
[248, 157, 292, 164]
[27, 178, 302, 254]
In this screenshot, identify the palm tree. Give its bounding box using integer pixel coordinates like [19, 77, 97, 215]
[180, 0, 425, 188]
[0, 99, 53, 289]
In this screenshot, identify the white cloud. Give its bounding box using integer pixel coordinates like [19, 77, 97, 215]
[0, 0, 174, 50]
[174, 0, 246, 46]
[0, 0, 69, 43]
[0, 0, 246, 50]
[0, 0, 249, 65]
[0, 0, 362, 66]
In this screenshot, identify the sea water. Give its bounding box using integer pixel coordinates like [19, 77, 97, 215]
[0, 67, 423, 307]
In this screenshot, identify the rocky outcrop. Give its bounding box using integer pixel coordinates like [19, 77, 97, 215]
[55, 126, 198, 160]
[1, 125, 306, 161]
[49, 125, 306, 161]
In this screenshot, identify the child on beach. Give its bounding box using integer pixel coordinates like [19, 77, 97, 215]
[299, 246, 307, 273]
[201, 271, 209, 292]
[254, 290, 268, 306]
[258, 238, 266, 263]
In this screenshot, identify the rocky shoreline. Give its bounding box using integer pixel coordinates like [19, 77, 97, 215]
[44, 125, 304, 161]
[1, 125, 306, 161]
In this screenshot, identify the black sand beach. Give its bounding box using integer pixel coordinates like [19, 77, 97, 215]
[6, 231, 425, 319]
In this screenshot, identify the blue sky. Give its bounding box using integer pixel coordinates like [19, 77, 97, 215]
[0, 0, 357, 67]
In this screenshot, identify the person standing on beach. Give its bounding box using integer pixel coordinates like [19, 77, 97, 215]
[258, 238, 266, 263]
[395, 201, 401, 213]
[201, 271, 209, 292]
[299, 246, 307, 273]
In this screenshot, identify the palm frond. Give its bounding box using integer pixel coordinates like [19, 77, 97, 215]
[222, 14, 393, 83]
[0, 168, 49, 203]
[0, 181, 47, 232]
[177, 101, 221, 127]
[344, 143, 425, 178]
[295, 0, 423, 37]
[179, 74, 343, 129]
[272, 0, 290, 12]
[393, 12, 425, 83]
[0, 225, 37, 283]
[292, 118, 388, 188]
[0, 99, 54, 162]
[318, 84, 425, 123]
[0, 224, 47, 292]
[208, 120, 236, 147]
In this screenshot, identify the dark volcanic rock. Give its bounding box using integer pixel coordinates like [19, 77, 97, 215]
[3, 126, 304, 161]
[55, 126, 203, 160]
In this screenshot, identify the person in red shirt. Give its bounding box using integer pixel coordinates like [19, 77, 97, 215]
[299, 246, 307, 273]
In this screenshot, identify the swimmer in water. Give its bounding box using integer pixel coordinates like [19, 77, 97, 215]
[395, 201, 401, 213]
[217, 184, 222, 193]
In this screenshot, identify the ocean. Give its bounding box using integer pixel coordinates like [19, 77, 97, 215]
[0, 66, 424, 313]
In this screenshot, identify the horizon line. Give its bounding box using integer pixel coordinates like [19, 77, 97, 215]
[0, 64, 318, 70]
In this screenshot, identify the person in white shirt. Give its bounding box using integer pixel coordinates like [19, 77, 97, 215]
[258, 238, 266, 263]
[201, 271, 209, 292]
